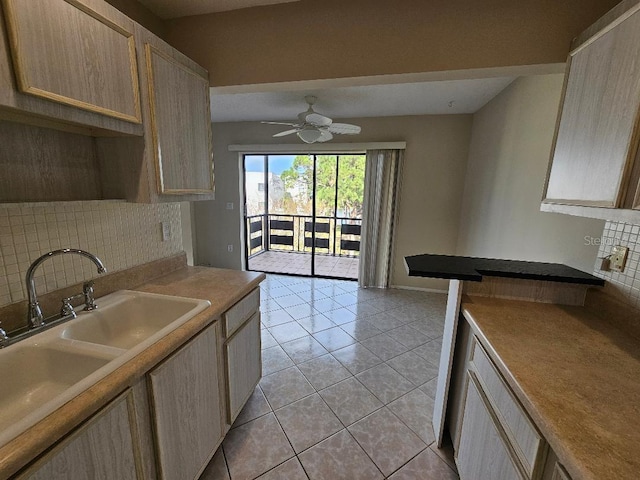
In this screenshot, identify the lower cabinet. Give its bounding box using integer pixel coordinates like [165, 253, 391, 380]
[453, 327, 572, 480]
[148, 322, 224, 480]
[551, 464, 571, 480]
[540, 449, 572, 480]
[457, 375, 523, 480]
[16, 289, 263, 480]
[19, 390, 143, 480]
[225, 311, 262, 423]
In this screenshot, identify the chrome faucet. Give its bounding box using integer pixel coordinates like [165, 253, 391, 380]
[0, 322, 9, 348]
[26, 249, 107, 329]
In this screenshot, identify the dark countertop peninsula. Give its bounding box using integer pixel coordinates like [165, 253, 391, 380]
[404, 254, 604, 286]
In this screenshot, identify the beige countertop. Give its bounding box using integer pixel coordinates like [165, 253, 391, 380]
[462, 296, 640, 480]
[0, 264, 264, 479]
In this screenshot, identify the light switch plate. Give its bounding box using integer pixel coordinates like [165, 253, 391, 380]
[161, 222, 171, 242]
[610, 245, 629, 272]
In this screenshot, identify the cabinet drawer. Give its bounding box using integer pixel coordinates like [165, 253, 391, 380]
[223, 288, 260, 337]
[470, 339, 543, 477]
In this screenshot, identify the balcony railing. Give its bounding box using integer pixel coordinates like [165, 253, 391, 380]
[247, 214, 362, 258]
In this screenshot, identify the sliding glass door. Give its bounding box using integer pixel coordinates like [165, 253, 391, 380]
[243, 153, 365, 280]
[244, 154, 312, 276]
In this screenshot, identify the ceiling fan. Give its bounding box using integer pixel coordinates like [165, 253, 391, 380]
[262, 96, 361, 143]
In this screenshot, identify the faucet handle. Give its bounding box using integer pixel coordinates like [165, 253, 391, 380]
[82, 281, 98, 311]
[0, 322, 8, 348]
[60, 297, 79, 319]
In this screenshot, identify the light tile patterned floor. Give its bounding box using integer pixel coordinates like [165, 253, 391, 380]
[248, 251, 359, 279]
[202, 274, 459, 480]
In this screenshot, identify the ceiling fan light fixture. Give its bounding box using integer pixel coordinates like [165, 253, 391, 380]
[297, 127, 322, 144]
[263, 96, 361, 143]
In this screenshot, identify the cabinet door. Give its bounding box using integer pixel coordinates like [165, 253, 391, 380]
[145, 43, 214, 195]
[226, 311, 262, 423]
[149, 323, 223, 480]
[551, 463, 571, 480]
[2, 0, 141, 123]
[456, 374, 523, 480]
[20, 390, 142, 480]
[469, 339, 543, 476]
[544, 7, 640, 208]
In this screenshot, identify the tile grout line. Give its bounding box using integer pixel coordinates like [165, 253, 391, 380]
[266, 328, 391, 475]
[382, 443, 431, 479]
[220, 445, 233, 479]
[342, 428, 387, 479]
[245, 384, 301, 479]
[250, 274, 452, 479]
[262, 365, 354, 479]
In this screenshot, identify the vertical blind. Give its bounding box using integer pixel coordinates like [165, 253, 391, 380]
[359, 149, 403, 288]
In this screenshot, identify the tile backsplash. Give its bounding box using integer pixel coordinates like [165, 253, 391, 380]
[0, 201, 182, 307]
[593, 220, 640, 310]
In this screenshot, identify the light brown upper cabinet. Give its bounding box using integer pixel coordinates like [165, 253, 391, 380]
[96, 25, 215, 202]
[0, 0, 215, 203]
[141, 33, 214, 196]
[2, 0, 141, 124]
[543, 1, 640, 213]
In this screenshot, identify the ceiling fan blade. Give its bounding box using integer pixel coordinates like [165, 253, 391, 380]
[317, 130, 334, 142]
[273, 129, 299, 137]
[297, 111, 310, 123]
[262, 121, 299, 127]
[327, 123, 361, 135]
[305, 112, 332, 127]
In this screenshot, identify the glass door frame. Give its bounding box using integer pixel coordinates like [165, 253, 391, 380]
[242, 152, 363, 280]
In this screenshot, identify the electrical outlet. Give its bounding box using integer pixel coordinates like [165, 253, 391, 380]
[226, 202, 234, 210]
[227, 244, 233, 252]
[161, 222, 171, 242]
[610, 245, 629, 272]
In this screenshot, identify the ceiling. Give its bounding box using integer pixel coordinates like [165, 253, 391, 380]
[137, 2, 528, 123]
[210, 77, 516, 123]
[136, 2, 516, 123]
[138, 0, 300, 18]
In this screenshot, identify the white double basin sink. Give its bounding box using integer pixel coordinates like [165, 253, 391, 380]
[0, 290, 211, 447]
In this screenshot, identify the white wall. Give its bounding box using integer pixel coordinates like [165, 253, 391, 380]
[179, 202, 196, 266]
[195, 115, 474, 289]
[456, 74, 604, 272]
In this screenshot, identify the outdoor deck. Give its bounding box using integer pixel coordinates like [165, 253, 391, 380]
[248, 251, 359, 279]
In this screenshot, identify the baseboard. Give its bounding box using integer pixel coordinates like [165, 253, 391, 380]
[390, 284, 448, 294]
